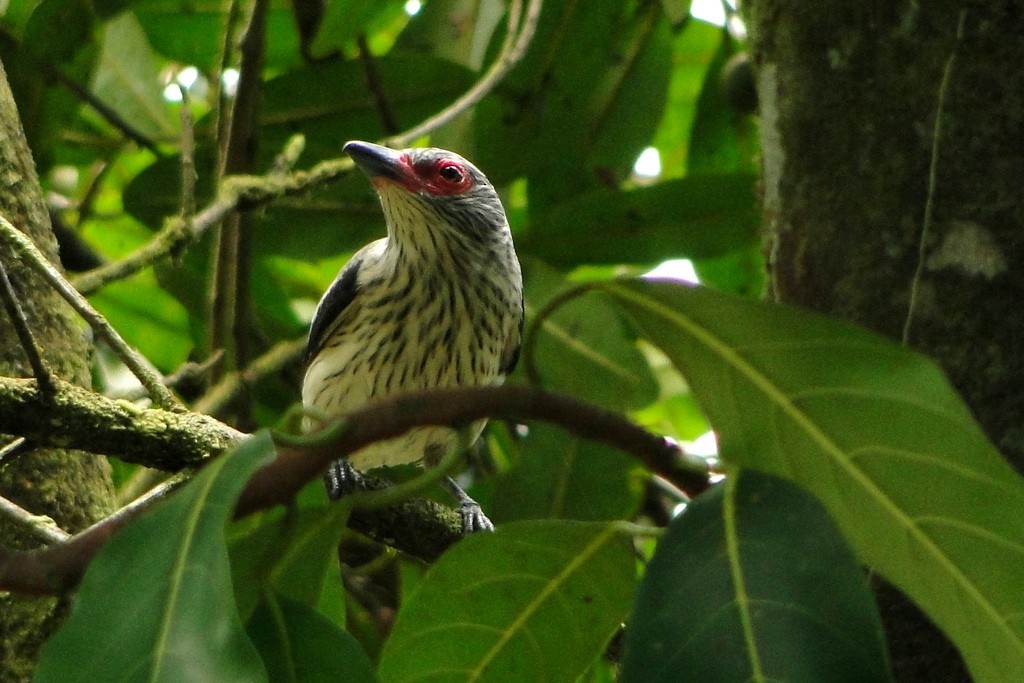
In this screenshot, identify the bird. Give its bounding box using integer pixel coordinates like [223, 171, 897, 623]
[302, 140, 523, 533]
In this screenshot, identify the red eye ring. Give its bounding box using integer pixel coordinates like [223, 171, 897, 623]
[437, 162, 465, 183]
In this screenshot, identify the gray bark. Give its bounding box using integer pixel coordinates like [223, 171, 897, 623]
[0, 57, 114, 681]
[747, 1, 1023, 680]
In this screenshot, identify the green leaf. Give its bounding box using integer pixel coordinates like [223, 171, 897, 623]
[603, 278, 1024, 683]
[35, 433, 277, 683]
[377, 520, 635, 683]
[521, 174, 759, 268]
[261, 56, 476, 165]
[247, 591, 377, 683]
[133, 0, 301, 72]
[474, 0, 672, 209]
[23, 0, 94, 66]
[309, 0, 407, 57]
[687, 31, 759, 174]
[650, 20, 722, 177]
[91, 13, 177, 141]
[229, 504, 342, 621]
[523, 260, 658, 412]
[490, 424, 645, 523]
[621, 470, 893, 683]
[9, 0, 99, 167]
[89, 273, 192, 372]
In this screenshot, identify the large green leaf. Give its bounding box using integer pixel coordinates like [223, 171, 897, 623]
[228, 504, 342, 621]
[309, 0, 407, 57]
[92, 13, 177, 142]
[686, 31, 758, 174]
[89, 273, 193, 372]
[376, 520, 635, 683]
[133, 0, 301, 72]
[261, 56, 476, 165]
[603, 278, 1024, 683]
[6, 0, 99, 168]
[474, 0, 672, 209]
[650, 19, 722, 177]
[489, 424, 645, 523]
[35, 433, 277, 683]
[520, 174, 759, 268]
[522, 260, 658, 412]
[247, 591, 377, 683]
[621, 470, 892, 682]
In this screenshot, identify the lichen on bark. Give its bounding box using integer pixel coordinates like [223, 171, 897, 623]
[0, 58, 114, 680]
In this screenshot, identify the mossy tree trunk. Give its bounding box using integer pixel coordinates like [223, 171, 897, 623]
[0, 59, 114, 680]
[746, 2, 1024, 681]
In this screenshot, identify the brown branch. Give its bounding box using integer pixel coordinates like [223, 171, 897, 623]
[209, 0, 268, 386]
[238, 385, 710, 517]
[0, 384, 708, 595]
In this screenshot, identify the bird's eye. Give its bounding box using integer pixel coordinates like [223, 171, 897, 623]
[438, 163, 464, 183]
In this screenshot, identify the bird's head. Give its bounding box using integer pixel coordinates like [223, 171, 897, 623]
[344, 140, 511, 250]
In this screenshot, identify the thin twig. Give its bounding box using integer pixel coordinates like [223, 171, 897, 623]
[0, 495, 70, 544]
[902, 10, 967, 346]
[53, 70, 160, 154]
[107, 351, 225, 402]
[70, 155, 355, 295]
[270, 134, 306, 176]
[178, 85, 197, 228]
[357, 33, 399, 134]
[0, 216, 184, 412]
[210, 0, 267, 392]
[0, 256, 55, 394]
[193, 337, 305, 416]
[75, 159, 114, 228]
[388, 0, 543, 147]
[0, 437, 29, 465]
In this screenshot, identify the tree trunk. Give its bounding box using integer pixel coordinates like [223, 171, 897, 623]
[0, 59, 114, 680]
[746, 1, 1023, 681]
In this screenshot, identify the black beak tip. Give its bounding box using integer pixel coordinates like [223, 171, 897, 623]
[344, 140, 402, 180]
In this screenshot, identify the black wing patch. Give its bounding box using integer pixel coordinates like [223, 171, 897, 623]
[499, 292, 525, 376]
[306, 256, 363, 365]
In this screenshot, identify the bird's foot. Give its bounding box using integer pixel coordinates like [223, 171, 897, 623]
[445, 476, 495, 534]
[324, 459, 366, 500]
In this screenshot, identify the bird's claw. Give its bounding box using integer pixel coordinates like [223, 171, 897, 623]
[459, 500, 495, 534]
[445, 476, 494, 534]
[324, 459, 365, 500]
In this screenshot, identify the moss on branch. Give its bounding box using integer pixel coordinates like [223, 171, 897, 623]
[0, 377, 242, 470]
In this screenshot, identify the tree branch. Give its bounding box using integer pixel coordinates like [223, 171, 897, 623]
[0, 377, 241, 469]
[70, 156, 355, 295]
[238, 384, 710, 517]
[0, 383, 708, 595]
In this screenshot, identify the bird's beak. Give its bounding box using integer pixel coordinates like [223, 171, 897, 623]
[344, 141, 413, 188]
